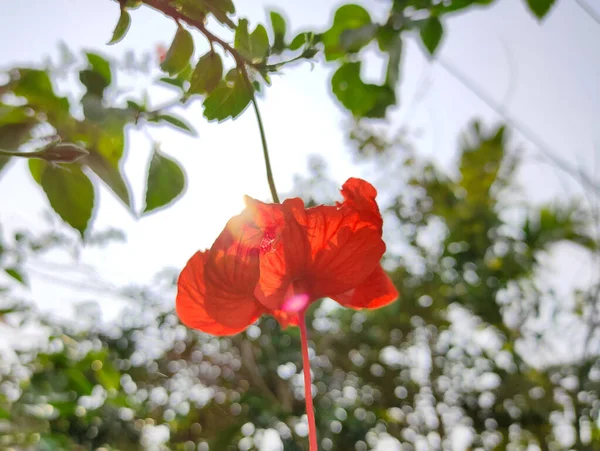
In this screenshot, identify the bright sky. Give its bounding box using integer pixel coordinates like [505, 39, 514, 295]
[0, 0, 599, 325]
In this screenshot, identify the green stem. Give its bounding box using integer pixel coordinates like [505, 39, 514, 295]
[242, 70, 280, 204]
[0, 149, 42, 159]
[264, 51, 314, 71]
[299, 308, 318, 451]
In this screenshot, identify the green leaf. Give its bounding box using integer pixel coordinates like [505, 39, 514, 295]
[458, 121, 505, 204]
[29, 157, 44, 184]
[420, 16, 444, 56]
[269, 11, 287, 52]
[161, 25, 195, 76]
[0, 120, 37, 150]
[62, 116, 132, 210]
[203, 69, 252, 122]
[29, 160, 95, 237]
[340, 24, 377, 52]
[86, 53, 112, 86]
[235, 19, 270, 63]
[159, 77, 186, 90]
[178, 0, 236, 28]
[249, 23, 270, 61]
[0, 108, 38, 177]
[189, 51, 223, 95]
[84, 152, 131, 209]
[158, 64, 193, 91]
[525, 0, 556, 19]
[0, 105, 31, 126]
[290, 32, 311, 51]
[82, 124, 132, 209]
[80, 54, 113, 99]
[66, 368, 93, 395]
[80, 70, 109, 97]
[0, 407, 10, 420]
[126, 99, 144, 113]
[143, 149, 186, 214]
[150, 114, 196, 135]
[331, 62, 395, 118]
[322, 5, 372, 61]
[13, 69, 70, 120]
[90, 356, 121, 391]
[5, 267, 27, 286]
[107, 8, 131, 45]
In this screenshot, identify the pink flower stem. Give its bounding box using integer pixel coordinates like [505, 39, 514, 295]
[298, 308, 318, 450]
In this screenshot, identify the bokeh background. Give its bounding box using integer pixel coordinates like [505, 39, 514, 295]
[0, 0, 599, 449]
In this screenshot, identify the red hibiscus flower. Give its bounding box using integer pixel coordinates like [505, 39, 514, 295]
[176, 177, 398, 335]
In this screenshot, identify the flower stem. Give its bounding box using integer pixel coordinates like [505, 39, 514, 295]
[249, 87, 280, 204]
[299, 308, 318, 450]
[241, 70, 280, 204]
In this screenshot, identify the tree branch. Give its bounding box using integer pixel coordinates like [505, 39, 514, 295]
[140, 0, 251, 66]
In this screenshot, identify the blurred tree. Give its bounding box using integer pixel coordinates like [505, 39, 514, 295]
[1, 120, 598, 449]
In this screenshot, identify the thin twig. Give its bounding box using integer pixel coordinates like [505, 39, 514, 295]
[436, 56, 600, 196]
[242, 70, 280, 203]
[575, 0, 600, 26]
[140, 0, 250, 66]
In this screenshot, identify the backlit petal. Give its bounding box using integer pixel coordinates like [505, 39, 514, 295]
[203, 212, 264, 331]
[340, 177, 382, 228]
[254, 198, 312, 309]
[176, 251, 253, 335]
[332, 264, 398, 309]
[299, 198, 385, 297]
[307, 178, 385, 297]
[256, 179, 387, 302]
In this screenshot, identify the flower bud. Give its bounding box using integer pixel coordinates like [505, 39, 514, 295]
[41, 143, 89, 163]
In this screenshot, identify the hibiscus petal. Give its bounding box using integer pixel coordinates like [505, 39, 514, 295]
[301, 203, 385, 297]
[203, 213, 265, 330]
[256, 179, 387, 302]
[332, 264, 398, 309]
[340, 177, 382, 228]
[254, 198, 312, 309]
[176, 251, 254, 335]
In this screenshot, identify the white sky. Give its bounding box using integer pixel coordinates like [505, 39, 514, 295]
[0, 0, 599, 323]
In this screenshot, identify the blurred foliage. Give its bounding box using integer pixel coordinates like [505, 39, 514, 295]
[0, 50, 192, 237]
[1, 0, 598, 450]
[1, 120, 598, 450]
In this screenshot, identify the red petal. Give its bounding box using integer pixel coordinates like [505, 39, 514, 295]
[300, 200, 385, 297]
[253, 178, 387, 304]
[254, 198, 311, 309]
[340, 178, 382, 228]
[332, 264, 398, 309]
[176, 251, 255, 335]
[202, 212, 265, 331]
